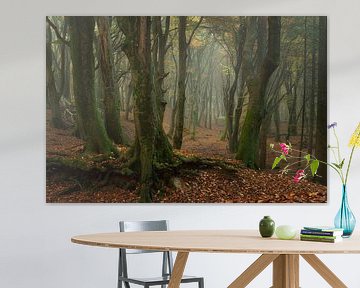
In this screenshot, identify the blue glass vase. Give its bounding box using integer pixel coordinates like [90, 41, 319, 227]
[334, 185, 356, 237]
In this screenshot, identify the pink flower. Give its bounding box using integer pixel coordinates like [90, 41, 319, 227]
[293, 169, 305, 183]
[279, 143, 289, 155]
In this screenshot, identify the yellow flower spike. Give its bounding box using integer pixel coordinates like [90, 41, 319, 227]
[349, 122, 360, 148]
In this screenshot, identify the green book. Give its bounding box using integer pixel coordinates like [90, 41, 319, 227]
[300, 234, 339, 240]
[300, 236, 342, 243]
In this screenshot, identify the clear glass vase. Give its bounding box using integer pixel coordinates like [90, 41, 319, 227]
[334, 185, 356, 237]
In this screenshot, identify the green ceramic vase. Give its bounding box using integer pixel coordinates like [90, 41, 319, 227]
[259, 216, 275, 238]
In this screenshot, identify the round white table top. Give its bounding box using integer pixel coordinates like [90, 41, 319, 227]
[71, 230, 360, 254]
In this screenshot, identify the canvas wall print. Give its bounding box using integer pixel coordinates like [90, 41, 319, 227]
[46, 16, 327, 203]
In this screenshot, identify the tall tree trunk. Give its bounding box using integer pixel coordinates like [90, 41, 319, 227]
[231, 71, 246, 152]
[226, 18, 247, 153]
[168, 88, 177, 138]
[173, 16, 187, 149]
[133, 17, 156, 202]
[58, 18, 69, 100]
[258, 114, 272, 168]
[63, 46, 71, 100]
[236, 17, 281, 168]
[308, 17, 317, 154]
[191, 101, 198, 140]
[152, 16, 170, 123]
[208, 77, 213, 129]
[287, 86, 298, 139]
[68, 16, 116, 154]
[96, 16, 124, 144]
[315, 16, 327, 185]
[300, 16, 308, 154]
[204, 89, 208, 128]
[259, 69, 283, 168]
[118, 17, 157, 202]
[199, 81, 208, 127]
[274, 105, 281, 141]
[117, 17, 173, 202]
[167, 47, 178, 138]
[125, 79, 133, 120]
[46, 24, 65, 129]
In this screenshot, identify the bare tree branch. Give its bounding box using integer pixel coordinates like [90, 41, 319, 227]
[46, 17, 70, 46]
[186, 16, 204, 46]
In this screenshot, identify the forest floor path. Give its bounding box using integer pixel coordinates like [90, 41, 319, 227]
[46, 110, 327, 203]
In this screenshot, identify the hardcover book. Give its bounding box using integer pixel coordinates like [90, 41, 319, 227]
[303, 226, 344, 232]
[300, 236, 343, 243]
[301, 229, 343, 237]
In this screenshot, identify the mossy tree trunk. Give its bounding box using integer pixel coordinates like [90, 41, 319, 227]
[132, 20, 155, 202]
[117, 16, 173, 202]
[96, 16, 124, 144]
[236, 17, 281, 168]
[68, 16, 117, 154]
[173, 16, 187, 149]
[308, 17, 318, 155]
[167, 46, 178, 138]
[315, 16, 327, 185]
[151, 16, 173, 162]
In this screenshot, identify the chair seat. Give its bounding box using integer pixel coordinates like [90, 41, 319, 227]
[119, 274, 203, 286]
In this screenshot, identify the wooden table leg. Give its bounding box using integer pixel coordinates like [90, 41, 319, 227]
[168, 252, 189, 288]
[272, 254, 299, 288]
[301, 254, 347, 288]
[228, 254, 279, 288]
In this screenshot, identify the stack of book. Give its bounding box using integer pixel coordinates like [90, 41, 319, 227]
[300, 226, 344, 243]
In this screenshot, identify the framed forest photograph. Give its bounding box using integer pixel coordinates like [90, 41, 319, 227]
[46, 16, 327, 203]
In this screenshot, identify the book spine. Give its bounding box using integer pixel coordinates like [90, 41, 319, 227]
[300, 237, 337, 243]
[301, 230, 336, 236]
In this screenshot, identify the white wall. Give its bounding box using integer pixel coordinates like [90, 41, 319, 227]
[1, 0, 360, 287]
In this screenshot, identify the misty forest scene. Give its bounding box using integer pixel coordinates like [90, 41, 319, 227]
[46, 16, 327, 203]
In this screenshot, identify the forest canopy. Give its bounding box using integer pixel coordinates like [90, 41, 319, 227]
[46, 16, 327, 203]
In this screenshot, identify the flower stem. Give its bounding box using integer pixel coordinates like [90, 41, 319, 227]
[345, 145, 356, 185]
[317, 159, 344, 184]
[333, 127, 342, 165]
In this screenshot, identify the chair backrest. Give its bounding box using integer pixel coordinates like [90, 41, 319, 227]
[118, 220, 174, 283]
[119, 220, 169, 254]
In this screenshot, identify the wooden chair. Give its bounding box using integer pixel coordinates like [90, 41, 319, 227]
[118, 220, 204, 288]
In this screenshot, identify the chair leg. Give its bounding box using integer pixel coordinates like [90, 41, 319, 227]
[199, 278, 204, 288]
